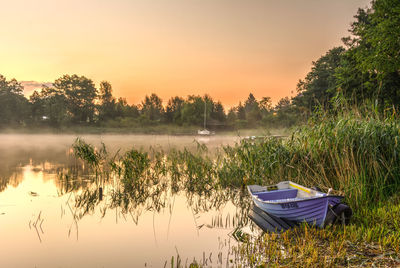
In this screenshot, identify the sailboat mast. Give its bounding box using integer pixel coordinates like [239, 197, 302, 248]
[204, 101, 206, 129]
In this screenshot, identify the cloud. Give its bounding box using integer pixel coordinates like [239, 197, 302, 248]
[20, 81, 53, 96]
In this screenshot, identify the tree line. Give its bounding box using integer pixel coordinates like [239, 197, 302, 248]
[1, 0, 398, 131]
[0, 74, 296, 130]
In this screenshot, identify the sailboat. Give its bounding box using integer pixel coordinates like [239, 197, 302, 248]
[197, 101, 211, 135]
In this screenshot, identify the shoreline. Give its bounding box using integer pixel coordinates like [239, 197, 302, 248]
[0, 126, 290, 136]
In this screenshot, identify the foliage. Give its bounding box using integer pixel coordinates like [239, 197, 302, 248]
[54, 74, 98, 123]
[30, 86, 69, 126]
[294, 0, 400, 113]
[98, 81, 117, 121]
[1, 72, 295, 130]
[293, 47, 346, 111]
[0, 75, 29, 126]
[140, 93, 165, 123]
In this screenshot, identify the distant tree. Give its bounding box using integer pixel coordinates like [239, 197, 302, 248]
[30, 90, 45, 122]
[98, 81, 116, 120]
[181, 95, 205, 126]
[236, 102, 246, 121]
[244, 93, 257, 111]
[226, 108, 237, 126]
[114, 98, 139, 118]
[258, 96, 274, 127]
[0, 75, 23, 95]
[29, 86, 69, 126]
[259, 96, 273, 113]
[211, 101, 226, 123]
[140, 93, 164, 122]
[275, 97, 291, 110]
[53, 74, 97, 123]
[244, 93, 261, 125]
[0, 75, 29, 126]
[273, 97, 299, 127]
[165, 96, 184, 124]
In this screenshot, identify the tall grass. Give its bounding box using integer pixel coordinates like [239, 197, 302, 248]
[72, 108, 400, 211]
[70, 108, 400, 266]
[217, 109, 400, 210]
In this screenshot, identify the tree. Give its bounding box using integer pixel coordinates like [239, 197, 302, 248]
[273, 97, 299, 127]
[53, 74, 97, 123]
[350, 0, 400, 76]
[275, 97, 291, 111]
[259, 97, 273, 113]
[98, 81, 116, 120]
[29, 90, 45, 122]
[165, 96, 184, 124]
[181, 95, 205, 126]
[244, 93, 261, 125]
[0, 75, 29, 126]
[29, 86, 69, 126]
[226, 108, 237, 126]
[140, 93, 164, 122]
[211, 101, 226, 123]
[292, 47, 345, 111]
[342, 0, 400, 109]
[236, 102, 246, 121]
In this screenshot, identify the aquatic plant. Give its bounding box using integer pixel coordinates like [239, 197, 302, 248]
[68, 108, 400, 266]
[216, 109, 400, 210]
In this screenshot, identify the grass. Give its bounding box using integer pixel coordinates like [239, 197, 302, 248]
[234, 218, 400, 267]
[70, 107, 400, 267]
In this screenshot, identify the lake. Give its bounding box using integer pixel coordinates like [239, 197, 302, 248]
[0, 134, 259, 267]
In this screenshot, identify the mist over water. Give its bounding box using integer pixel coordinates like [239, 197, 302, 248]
[0, 134, 240, 187]
[0, 134, 252, 267]
[0, 133, 240, 152]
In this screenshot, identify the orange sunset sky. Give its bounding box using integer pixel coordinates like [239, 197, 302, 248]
[0, 0, 370, 107]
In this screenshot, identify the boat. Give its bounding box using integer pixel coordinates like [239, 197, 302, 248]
[197, 101, 213, 135]
[247, 181, 347, 228]
[197, 129, 211, 135]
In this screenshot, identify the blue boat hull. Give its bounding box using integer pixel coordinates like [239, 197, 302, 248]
[251, 195, 343, 227]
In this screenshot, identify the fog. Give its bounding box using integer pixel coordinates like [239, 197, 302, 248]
[0, 133, 249, 267]
[0, 133, 241, 154]
[0, 133, 241, 189]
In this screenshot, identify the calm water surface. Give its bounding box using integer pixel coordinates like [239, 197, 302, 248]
[0, 134, 259, 267]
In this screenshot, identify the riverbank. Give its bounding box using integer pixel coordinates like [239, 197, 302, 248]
[0, 124, 290, 136]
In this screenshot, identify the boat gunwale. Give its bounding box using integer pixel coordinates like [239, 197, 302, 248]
[252, 194, 344, 205]
[247, 184, 343, 205]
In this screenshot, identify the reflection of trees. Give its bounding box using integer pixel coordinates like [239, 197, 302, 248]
[0, 143, 93, 193]
[0, 146, 70, 192]
[1, 137, 253, 235]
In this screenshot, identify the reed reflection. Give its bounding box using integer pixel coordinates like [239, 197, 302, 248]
[59, 138, 252, 237]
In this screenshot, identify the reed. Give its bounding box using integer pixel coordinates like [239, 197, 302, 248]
[216, 109, 400, 210]
[69, 107, 400, 266]
[71, 108, 400, 216]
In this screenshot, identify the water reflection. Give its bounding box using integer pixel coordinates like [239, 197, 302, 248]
[0, 134, 239, 193]
[0, 134, 257, 267]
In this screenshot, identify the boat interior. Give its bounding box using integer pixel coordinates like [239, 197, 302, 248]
[248, 181, 326, 202]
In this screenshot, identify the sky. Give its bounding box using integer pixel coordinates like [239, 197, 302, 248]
[0, 0, 370, 107]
